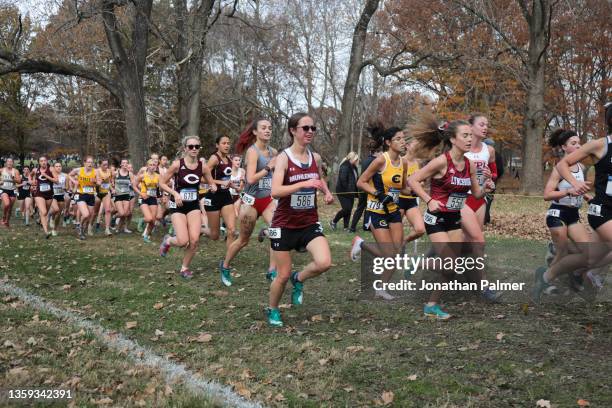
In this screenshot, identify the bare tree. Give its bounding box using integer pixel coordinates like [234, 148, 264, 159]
[0, 0, 154, 169]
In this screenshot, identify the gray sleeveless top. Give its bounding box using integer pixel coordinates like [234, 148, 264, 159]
[243, 144, 273, 199]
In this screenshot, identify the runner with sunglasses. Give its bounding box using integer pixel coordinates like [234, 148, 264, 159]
[265, 113, 334, 327]
[159, 137, 216, 279]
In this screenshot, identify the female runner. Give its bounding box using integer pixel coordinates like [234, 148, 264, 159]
[408, 114, 489, 319]
[159, 136, 216, 279]
[31, 156, 58, 238]
[1, 158, 21, 227]
[266, 113, 333, 327]
[50, 162, 68, 236]
[221, 118, 279, 285]
[134, 159, 159, 243]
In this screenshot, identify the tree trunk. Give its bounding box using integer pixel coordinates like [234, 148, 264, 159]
[173, 0, 216, 140]
[521, 63, 545, 194]
[520, 0, 550, 194]
[336, 0, 380, 160]
[121, 87, 149, 169]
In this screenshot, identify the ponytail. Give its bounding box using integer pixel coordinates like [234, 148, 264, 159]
[410, 112, 468, 159]
[548, 128, 576, 148]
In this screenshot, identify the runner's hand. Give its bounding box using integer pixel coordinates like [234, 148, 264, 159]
[324, 191, 334, 204]
[427, 199, 442, 213]
[173, 191, 183, 207]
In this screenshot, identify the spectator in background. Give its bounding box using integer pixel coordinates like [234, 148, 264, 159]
[330, 152, 359, 231]
[483, 138, 504, 224]
[349, 140, 381, 232]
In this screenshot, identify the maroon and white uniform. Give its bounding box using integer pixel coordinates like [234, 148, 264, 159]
[169, 158, 202, 214]
[271, 148, 319, 229]
[33, 167, 54, 200]
[429, 151, 471, 212]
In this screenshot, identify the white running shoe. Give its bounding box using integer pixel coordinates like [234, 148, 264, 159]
[587, 270, 605, 289]
[51, 230, 58, 237]
[374, 290, 395, 301]
[123, 228, 133, 234]
[350, 235, 364, 261]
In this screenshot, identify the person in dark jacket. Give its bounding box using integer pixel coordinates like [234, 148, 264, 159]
[349, 140, 381, 232]
[330, 152, 359, 231]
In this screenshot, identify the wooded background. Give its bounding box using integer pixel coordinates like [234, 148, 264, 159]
[0, 0, 610, 193]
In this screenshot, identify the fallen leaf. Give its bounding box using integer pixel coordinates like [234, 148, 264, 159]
[347, 329, 357, 335]
[311, 314, 324, 322]
[522, 303, 529, 315]
[125, 321, 138, 329]
[195, 333, 212, 343]
[153, 302, 164, 310]
[26, 337, 37, 346]
[436, 341, 448, 348]
[62, 284, 71, 291]
[213, 290, 229, 297]
[155, 329, 164, 336]
[240, 369, 254, 380]
[235, 383, 251, 399]
[493, 314, 505, 319]
[577, 399, 590, 407]
[407, 374, 418, 381]
[92, 397, 113, 405]
[381, 391, 394, 405]
[274, 393, 285, 402]
[164, 385, 173, 396]
[496, 332, 505, 341]
[4, 340, 16, 348]
[536, 399, 551, 408]
[318, 358, 329, 366]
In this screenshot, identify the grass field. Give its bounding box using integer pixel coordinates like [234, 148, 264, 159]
[1, 196, 610, 407]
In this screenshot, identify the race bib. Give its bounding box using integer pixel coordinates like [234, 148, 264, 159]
[424, 212, 438, 225]
[203, 198, 212, 206]
[2, 181, 14, 189]
[290, 192, 315, 209]
[366, 200, 383, 211]
[180, 189, 197, 202]
[53, 187, 64, 196]
[101, 182, 110, 190]
[268, 227, 281, 239]
[259, 177, 272, 190]
[588, 203, 602, 217]
[116, 184, 129, 194]
[22, 184, 30, 191]
[138, 198, 143, 205]
[168, 200, 177, 209]
[446, 193, 467, 211]
[147, 188, 157, 197]
[39, 184, 51, 192]
[546, 209, 560, 218]
[242, 193, 255, 206]
[82, 186, 94, 194]
[607, 175, 612, 196]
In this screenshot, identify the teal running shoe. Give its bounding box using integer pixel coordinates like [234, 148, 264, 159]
[265, 307, 283, 327]
[143, 235, 152, 244]
[291, 272, 303, 305]
[423, 304, 451, 320]
[265, 269, 277, 282]
[531, 266, 552, 304]
[219, 260, 232, 287]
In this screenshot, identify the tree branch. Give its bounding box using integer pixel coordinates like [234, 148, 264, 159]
[453, 0, 528, 67]
[361, 54, 432, 77]
[0, 50, 121, 99]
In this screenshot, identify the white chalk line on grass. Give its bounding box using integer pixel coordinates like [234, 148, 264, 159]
[0, 281, 263, 408]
